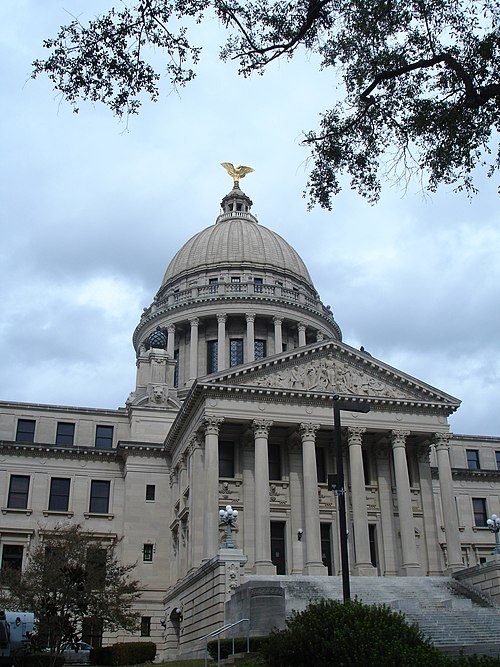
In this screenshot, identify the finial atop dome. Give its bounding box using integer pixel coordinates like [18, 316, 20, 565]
[221, 162, 255, 188]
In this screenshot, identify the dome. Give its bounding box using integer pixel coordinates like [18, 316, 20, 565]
[161, 186, 313, 287]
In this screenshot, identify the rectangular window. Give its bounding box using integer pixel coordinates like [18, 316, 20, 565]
[15, 419, 35, 443]
[95, 425, 113, 450]
[466, 449, 480, 470]
[270, 521, 286, 575]
[254, 277, 263, 293]
[207, 340, 218, 374]
[219, 441, 235, 478]
[1, 545, 23, 571]
[496, 451, 500, 471]
[362, 450, 371, 485]
[208, 278, 218, 284]
[472, 498, 487, 527]
[86, 548, 106, 589]
[231, 276, 241, 283]
[320, 523, 333, 575]
[82, 617, 103, 648]
[56, 422, 75, 446]
[369, 524, 378, 568]
[268, 443, 282, 481]
[316, 447, 326, 483]
[89, 480, 110, 514]
[174, 348, 179, 387]
[48, 477, 71, 512]
[143, 544, 154, 562]
[145, 484, 156, 501]
[8, 475, 30, 509]
[254, 339, 267, 360]
[140, 617, 151, 637]
[230, 339, 244, 367]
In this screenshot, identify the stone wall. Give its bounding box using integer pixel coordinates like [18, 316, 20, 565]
[453, 555, 500, 604]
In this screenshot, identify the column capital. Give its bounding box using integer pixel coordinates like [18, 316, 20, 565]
[433, 433, 452, 451]
[316, 331, 324, 342]
[203, 415, 224, 435]
[167, 323, 176, 334]
[391, 430, 410, 449]
[273, 315, 283, 325]
[252, 419, 273, 437]
[347, 426, 366, 446]
[187, 433, 203, 454]
[216, 312, 227, 324]
[169, 467, 178, 488]
[297, 322, 306, 332]
[189, 317, 200, 327]
[246, 313, 256, 323]
[299, 423, 320, 441]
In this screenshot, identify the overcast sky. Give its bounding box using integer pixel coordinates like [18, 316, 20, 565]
[1, 1, 499, 437]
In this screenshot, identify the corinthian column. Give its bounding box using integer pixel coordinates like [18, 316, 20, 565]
[203, 416, 224, 559]
[298, 322, 307, 347]
[246, 314, 255, 362]
[253, 419, 276, 574]
[189, 317, 199, 381]
[188, 434, 204, 569]
[300, 423, 327, 574]
[217, 313, 227, 371]
[391, 430, 420, 575]
[167, 324, 176, 358]
[348, 427, 376, 575]
[434, 433, 463, 571]
[273, 316, 283, 354]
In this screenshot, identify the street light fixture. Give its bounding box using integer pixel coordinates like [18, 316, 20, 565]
[486, 514, 500, 555]
[332, 394, 370, 602]
[219, 504, 239, 548]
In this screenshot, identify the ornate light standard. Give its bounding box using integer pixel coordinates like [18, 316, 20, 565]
[486, 514, 500, 555]
[219, 505, 238, 548]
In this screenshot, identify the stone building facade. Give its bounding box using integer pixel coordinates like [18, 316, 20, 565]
[0, 182, 499, 658]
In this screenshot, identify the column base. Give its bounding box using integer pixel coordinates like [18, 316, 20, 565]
[352, 563, 377, 576]
[253, 560, 277, 575]
[304, 562, 328, 575]
[445, 562, 465, 574]
[400, 563, 421, 576]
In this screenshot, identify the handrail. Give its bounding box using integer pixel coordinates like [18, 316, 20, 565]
[203, 618, 250, 667]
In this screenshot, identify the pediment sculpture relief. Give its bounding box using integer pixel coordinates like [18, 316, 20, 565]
[251, 353, 408, 399]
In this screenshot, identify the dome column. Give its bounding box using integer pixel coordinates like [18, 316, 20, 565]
[298, 322, 307, 347]
[189, 318, 199, 381]
[273, 316, 283, 354]
[167, 324, 176, 358]
[246, 314, 255, 363]
[217, 313, 227, 371]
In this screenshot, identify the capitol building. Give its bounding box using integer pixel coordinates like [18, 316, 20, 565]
[1, 174, 500, 659]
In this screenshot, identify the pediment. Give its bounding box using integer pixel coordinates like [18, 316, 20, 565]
[204, 340, 460, 407]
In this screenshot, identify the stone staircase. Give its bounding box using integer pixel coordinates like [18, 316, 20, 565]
[244, 575, 500, 658]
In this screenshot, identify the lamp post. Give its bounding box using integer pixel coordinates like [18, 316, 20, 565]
[486, 514, 500, 555]
[219, 504, 238, 548]
[332, 395, 370, 602]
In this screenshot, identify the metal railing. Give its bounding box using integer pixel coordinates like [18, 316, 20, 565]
[202, 617, 250, 667]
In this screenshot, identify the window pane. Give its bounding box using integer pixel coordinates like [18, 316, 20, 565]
[207, 341, 218, 374]
[49, 478, 70, 512]
[145, 485, 155, 501]
[466, 449, 480, 470]
[269, 444, 281, 480]
[16, 419, 35, 443]
[140, 617, 151, 637]
[1, 545, 23, 570]
[254, 339, 267, 360]
[95, 425, 113, 449]
[89, 481, 110, 513]
[496, 451, 500, 471]
[143, 544, 154, 562]
[174, 349, 179, 387]
[230, 339, 243, 367]
[56, 422, 75, 446]
[219, 442, 235, 478]
[316, 447, 326, 483]
[8, 475, 30, 509]
[472, 498, 487, 527]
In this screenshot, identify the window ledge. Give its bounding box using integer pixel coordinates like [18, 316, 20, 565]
[84, 512, 114, 520]
[472, 526, 490, 532]
[43, 510, 74, 518]
[1, 507, 32, 516]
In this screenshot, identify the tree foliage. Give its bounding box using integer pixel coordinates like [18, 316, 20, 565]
[0, 524, 140, 653]
[33, 0, 500, 207]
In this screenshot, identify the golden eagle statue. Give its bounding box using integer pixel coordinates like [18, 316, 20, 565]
[221, 162, 255, 187]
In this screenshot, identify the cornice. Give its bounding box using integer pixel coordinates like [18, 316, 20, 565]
[0, 440, 120, 460]
[431, 466, 500, 481]
[0, 400, 126, 417]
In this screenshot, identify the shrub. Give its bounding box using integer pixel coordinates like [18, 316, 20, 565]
[260, 598, 448, 667]
[90, 646, 114, 665]
[89, 642, 155, 666]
